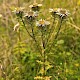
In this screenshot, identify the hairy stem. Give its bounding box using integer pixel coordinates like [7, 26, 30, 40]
[21, 19, 33, 38]
[48, 19, 63, 52]
[20, 18, 42, 56]
[30, 23, 42, 56]
[54, 19, 63, 39]
[41, 30, 46, 77]
[45, 16, 56, 48]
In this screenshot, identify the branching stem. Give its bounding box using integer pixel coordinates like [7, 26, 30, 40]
[48, 19, 63, 52]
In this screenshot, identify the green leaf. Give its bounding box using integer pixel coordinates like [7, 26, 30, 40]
[36, 60, 43, 65]
[46, 65, 53, 71]
[57, 39, 64, 45]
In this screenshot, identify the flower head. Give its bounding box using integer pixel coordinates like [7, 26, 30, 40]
[49, 8, 58, 16]
[24, 11, 38, 22]
[29, 3, 42, 11]
[13, 7, 24, 18]
[56, 8, 70, 19]
[49, 8, 70, 19]
[36, 19, 50, 28]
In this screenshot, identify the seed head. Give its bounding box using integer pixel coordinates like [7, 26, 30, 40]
[24, 11, 38, 22]
[56, 8, 70, 19]
[13, 7, 24, 18]
[49, 8, 58, 16]
[49, 8, 70, 19]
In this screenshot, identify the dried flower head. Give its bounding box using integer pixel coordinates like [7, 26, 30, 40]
[36, 19, 50, 28]
[49, 8, 58, 16]
[24, 11, 38, 22]
[29, 3, 42, 11]
[13, 7, 24, 18]
[56, 8, 70, 19]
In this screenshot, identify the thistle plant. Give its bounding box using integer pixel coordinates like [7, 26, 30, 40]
[13, 3, 70, 80]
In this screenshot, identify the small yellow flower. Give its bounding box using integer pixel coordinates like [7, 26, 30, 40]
[29, 3, 42, 11]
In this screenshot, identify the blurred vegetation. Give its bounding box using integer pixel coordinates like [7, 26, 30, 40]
[0, 0, 80, 80]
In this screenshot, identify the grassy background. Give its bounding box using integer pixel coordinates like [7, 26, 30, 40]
[0, 0, 80, 80]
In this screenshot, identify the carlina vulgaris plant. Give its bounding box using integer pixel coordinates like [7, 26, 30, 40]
[13, 5, 47, 79]
[13, 2, 43, 55]
[13, 3, 70, 80]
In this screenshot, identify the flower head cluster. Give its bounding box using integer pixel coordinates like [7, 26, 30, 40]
[24, 3, 42, 22]
[49, 8, 70, 19]
[24, 11, 38, 22]
[36, 19, 50, 28]
[29, 3, 42, 11]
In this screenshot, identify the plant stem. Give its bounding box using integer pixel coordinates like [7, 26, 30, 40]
[30, 23, 42, 56]
[21, 19, 42, 55]
[48, 19, 63, 52]
[54, 19, 63, 39]
[45, 16, 56, 47]
[17, 0, 20, 7]
[21, 19, 33, 38]
[41, 30, 46, 77]
[18, 29, 21, 59]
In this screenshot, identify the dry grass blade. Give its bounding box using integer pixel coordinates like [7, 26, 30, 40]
[67, 22, 80, 31]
